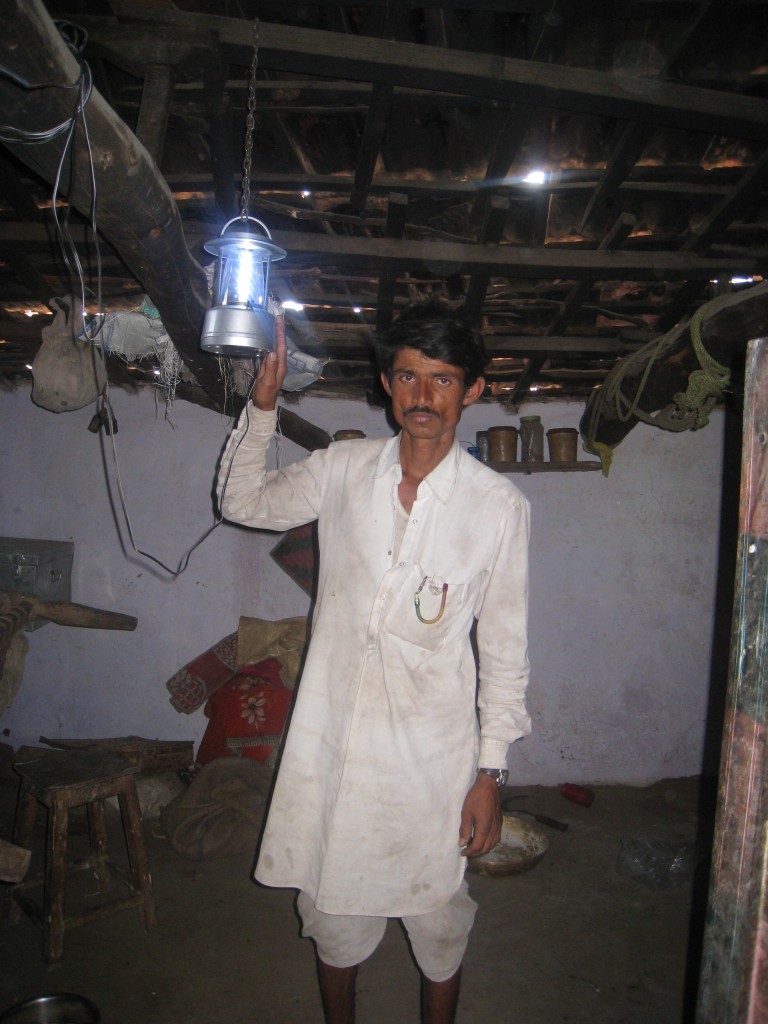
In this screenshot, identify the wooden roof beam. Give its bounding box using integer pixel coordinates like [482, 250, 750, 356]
[579, 0, 727, 233]
[509, 212, 638, 402]
[203, 59, 238, 222]
[349, 84, 393, 214]
[115, 4, 768, 142]
[135, 63, 174, 166]
[0, 222, 755, 281]
[464, 196, 510, 322]
[260, 231, 754, 281]
[375, 192, 409, 334]
[682, 147, 768, 253]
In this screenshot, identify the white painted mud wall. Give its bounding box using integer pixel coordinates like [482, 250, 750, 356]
[0, 385, 730, 784]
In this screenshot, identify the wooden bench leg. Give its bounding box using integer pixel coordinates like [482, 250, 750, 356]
[6, 780, 37, 926]
[87, 797, 110, 891]
[45, 796, 69, 964]
[117, 780, 156, 930]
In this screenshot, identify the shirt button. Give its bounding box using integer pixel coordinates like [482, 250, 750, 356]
[367, 640, 378, 652]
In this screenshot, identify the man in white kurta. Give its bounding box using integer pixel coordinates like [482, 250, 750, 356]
[217, 302, 530, 1023]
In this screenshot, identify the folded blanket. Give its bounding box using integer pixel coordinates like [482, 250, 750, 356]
[165, 631, 239, 714]
[165, 616, 309, 714]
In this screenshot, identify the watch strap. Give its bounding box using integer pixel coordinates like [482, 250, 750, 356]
[477, 767, 509, 787]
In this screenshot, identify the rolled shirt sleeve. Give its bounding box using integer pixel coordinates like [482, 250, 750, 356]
[475, 494, 531, 769]
[216, 405, 326, 530]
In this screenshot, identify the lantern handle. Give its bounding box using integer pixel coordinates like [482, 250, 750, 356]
[219, 215, 274, 240]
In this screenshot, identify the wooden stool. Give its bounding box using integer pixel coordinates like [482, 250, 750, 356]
[7, 748, 156, 963]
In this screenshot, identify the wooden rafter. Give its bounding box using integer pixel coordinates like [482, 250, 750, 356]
[115, 3, 768, 142]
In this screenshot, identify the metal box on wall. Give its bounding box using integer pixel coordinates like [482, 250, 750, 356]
[0, 538, 74, 629]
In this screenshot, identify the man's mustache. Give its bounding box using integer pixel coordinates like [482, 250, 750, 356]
[405, 405, 436, 415]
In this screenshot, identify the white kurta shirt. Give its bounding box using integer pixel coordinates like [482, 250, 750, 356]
[217, 406, 531, 916]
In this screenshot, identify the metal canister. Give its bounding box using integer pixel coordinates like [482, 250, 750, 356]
[475, 430, 490, 463]
[487, 426, 519, 463]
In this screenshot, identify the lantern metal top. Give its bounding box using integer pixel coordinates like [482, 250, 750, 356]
[203, 215, 286, 262]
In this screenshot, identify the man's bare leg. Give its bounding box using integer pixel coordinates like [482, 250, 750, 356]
[317, 959, 358, 1024]
[422, 968, 461, 1024]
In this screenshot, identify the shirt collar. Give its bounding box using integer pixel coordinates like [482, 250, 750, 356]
[375, 433, 461, 504]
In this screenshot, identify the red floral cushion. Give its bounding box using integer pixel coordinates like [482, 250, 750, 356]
[196, 657, 293, 766]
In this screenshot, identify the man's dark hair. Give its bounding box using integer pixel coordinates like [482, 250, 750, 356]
[373, 300, 488, 387]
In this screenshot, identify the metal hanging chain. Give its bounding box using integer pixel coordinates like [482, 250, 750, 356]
[240, 19, 259, 221]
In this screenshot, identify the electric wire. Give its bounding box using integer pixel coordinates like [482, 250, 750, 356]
[101, 370, 272, 579]
[0, 21, 93, 144]
[4, 19, 283, 577]
[2, 17, 227, 578]
[50, 63, 104, 342]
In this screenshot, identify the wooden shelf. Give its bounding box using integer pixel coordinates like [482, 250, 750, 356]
[488, 460, 603, 474]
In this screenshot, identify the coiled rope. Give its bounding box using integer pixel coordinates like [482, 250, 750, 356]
[583, 291, 734, 473]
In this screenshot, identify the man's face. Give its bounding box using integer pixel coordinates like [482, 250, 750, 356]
[381, 347, 484, 444]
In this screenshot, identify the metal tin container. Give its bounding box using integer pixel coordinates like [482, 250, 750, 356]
[487, 426, 518, 463]
[547, 427, 579, 463]
[0, 539, 74, 630]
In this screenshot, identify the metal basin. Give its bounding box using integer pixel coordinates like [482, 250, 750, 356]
[466, 813, 549, 876]
[0, 994, 100, 1024]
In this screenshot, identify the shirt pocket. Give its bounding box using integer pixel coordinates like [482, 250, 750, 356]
[382, 563, 476, 653]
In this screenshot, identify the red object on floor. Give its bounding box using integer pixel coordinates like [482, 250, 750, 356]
[560, 783, 595, 806]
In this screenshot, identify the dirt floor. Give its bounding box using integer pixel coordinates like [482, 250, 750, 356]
[0, 762, 712, 1024]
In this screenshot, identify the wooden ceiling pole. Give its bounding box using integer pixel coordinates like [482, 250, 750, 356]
[579, 122, 649, 235]
[116, 4, 768, 143]
[349, 84, 394, 214]
[579, 282, 768, 448]
[0, 219, 755, 284]
[135, 64, 174, 166]
[375, 192, 409, 333]
[349, 2, 411, 215]
[0, 0, 219, 400]
[682, 147, 768, 254]
[0, 1, 334, 451]
[263, 230, 754, 280]
[464, 195, 510, 323]
[469, 104, 530, 230]
[507, 211, 638, 404]
[579, 0, 725, 234]
[547, 213, 637, 336]
[696, 336, 768, 1024]
[655, 147, 768, 333]
[468, 5, 575, 231]
[203, 60, 238, 222]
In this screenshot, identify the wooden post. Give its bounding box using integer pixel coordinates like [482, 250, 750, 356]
[697, 337, 768, 1022]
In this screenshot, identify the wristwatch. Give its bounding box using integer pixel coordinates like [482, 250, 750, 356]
[477, 767, 509, 787]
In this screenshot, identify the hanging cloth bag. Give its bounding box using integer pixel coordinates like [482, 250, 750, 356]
[31, 296, 106, 411]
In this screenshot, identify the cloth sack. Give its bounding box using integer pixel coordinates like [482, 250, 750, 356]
[32, 295, 106, 411]
[159, 758, 273, 859]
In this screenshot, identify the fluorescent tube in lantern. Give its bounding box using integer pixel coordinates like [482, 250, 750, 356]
[201, 216, 287, 363]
